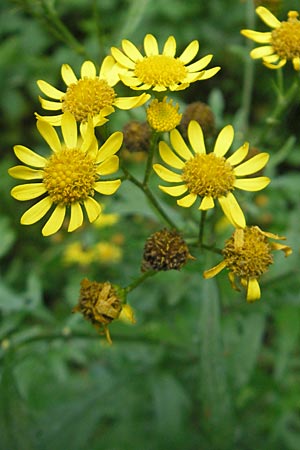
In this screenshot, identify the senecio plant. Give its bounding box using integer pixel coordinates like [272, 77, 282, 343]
[9, 10, 295, 343]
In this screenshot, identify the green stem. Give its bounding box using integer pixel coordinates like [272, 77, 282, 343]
[124, 270, 157, 294]
[198, 210, 207, 247]
[143, 131, 159, 186]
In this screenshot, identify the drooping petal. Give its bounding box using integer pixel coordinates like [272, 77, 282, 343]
[177, 193, 197, 207]
[203, 260, 227, 279]
[159, 184, 188, 197]
[20, 196, 53, 225]
[13, 145, 47, 168]
[84, 197, 101, 222]
[213, 125, 234, 157]
[61, 111, 78, 149]
[256, 6, 281, 29]
[187, 121, 206, 154]
[234, 177, 270, 191]
[199, 196, 214, 210]
[37, 120, 61, 153]
[42, 204, 66, 236]
[34, 113, 63, 126]
[96, 132, 123, 163]
[179, 40, 199, 64]
[263, 59, 286, 69]
[263, 54, 280, 63]
[81, 60, 97, 78]
[94, 180, 121, 195]
[170, 130, 194, 160]
[61, 64, 78, 85]
[8, 166, 44, 180]
[234, 153, 269, 176]
[218, 193, 246, 228]
[119, 73, 143, 87]
[246, 278, 261, 302]
[159, 141, 185, 169]
[153, 164, 182, 182]
[186, 54, 213, 72]
[122, 39, 143, 61]
[11, 183, 47, 201]
[227, 142, 249, 166]
[97, 155, 119, 176]
[144, 34, 159, 56]
[163, 36, 176, 57]
[240, 29, 272, 43]
[292, 57, 300, 71]
[39, 97, 62, 111]
[68, 202, 83, 232]
[250, 46, 274, 59]
[37, 80, 65, 100]
[111, 47, 136, 69]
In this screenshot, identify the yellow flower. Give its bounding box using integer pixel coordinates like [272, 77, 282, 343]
[241, 7, 300, 70]
[203, 226, 292, 302]
[9, 112, 122, 236]
[36, 59, 150, 126]
[111, 34, 220, 91]
[153, 121, 270, 228]
[146, 97, 182, 132]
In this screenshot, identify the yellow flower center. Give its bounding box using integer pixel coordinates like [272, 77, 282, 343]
[182, 153, 235, 197]
[43, 148, 97, 205]
[146, 97, 182, 132]
[134, 55, 187, 87]
[62, 78, 116, 122]
[223, 227, 273, 278]
[271, 11, 300, 60]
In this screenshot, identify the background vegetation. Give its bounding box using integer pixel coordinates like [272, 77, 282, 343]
[0, 0, 300, 449]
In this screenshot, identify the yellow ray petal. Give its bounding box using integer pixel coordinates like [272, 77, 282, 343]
[114, 93, 150, 109]
[163, 36, 176, 57]
[97, 155, 119, 176]
[111, 47, 136, 69]
[292, 57, 300, 71]
[179, 40, 199, 64]
[240, 29, 272, 43]
[84, 196, 102, 222]
[199, 195, 214, 210]
[170, 129, 194, 160]
[159, 184, 188, 197]
[13, 145, 47, 168]
[39, 97, 62, 111]
[94, 180, 121, 195]
[187, 121, 206, 154]
[256, 6, 281, 28]
[11, 183, 47, 201]
[203, 260, 227, 279]
[250, 46, 274, 59]
[246, 278, 261, 302]
[177, 192, 197, 207]
[234, 177, 270, 191]
[159, 141, 185, 169]
[226, 142, 249, 166]
[263, 59, 286, 69]
[144, 34, 159, 56]
[37, 120, 61, 153]
[96, 132, 123, 163]
[61, 64, 77, 86]
[234, 153, 269, 176]
[20, 196, 53, 225]
[81, 60, 96, 78]
[8, 166, 43, 180]
[153, 164, 182, 182]
[119, 73, 143, 87]
[37, 80, 64, 100]
[263, 54, 280, 63]
[186, 54, 213, 72]
[68, 202, 83, 232]
[61, 111, 78, 149]
[218, 193, 246, 228]
[122, 39, 143, 61]
[35, 113, 63, 126]
[42, 204, 66, 236]
[213, 125, 234, 157]
[100, 56, 119, 86]
[199, 66, 221, 80]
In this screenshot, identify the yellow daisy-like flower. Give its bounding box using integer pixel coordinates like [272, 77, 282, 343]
[111, 34, 220, 91]
[146, 97, 182, 132]
[241, 7, 300, 71]
[36, 58, 150, 126]
[203, 226, 292, 302]
[9, 112, 122, 236]
[153, 121, 270, 228]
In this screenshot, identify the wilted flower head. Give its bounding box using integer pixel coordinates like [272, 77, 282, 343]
[122, 120, 151, 153]
[203, 226, 292, 302]
[180, 101, 215, 138]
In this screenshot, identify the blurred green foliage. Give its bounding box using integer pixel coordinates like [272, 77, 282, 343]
[1, 0, 300, 449]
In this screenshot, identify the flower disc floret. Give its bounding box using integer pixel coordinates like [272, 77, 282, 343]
[147, 97, 182, 132]
[153, 120, 270, 228]
[271, 12, 300, 61]
[135, 55, 187, 87]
